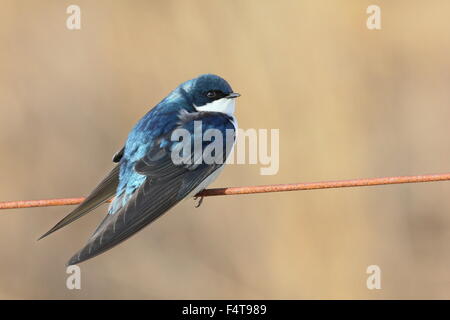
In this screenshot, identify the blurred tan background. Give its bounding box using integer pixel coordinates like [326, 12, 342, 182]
[1, 0, 450, 299]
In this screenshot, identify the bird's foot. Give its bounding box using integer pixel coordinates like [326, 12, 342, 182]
[194, 196, 204, 208]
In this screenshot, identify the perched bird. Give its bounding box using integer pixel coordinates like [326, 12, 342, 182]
[39, 74, 240, 265]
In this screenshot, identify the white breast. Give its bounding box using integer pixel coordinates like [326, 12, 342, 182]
[194, 97, 236, 116]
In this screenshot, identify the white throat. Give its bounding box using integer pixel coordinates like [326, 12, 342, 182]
[194, 98, 236, 116]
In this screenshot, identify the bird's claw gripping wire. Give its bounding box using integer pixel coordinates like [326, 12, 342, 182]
[194, 196, 204, 208]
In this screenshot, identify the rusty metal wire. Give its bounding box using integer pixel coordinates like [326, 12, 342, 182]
[1, 172, 450, 210]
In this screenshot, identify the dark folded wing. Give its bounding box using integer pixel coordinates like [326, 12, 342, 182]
[39, 164, 120, 240]
[67, 112, 235, 265]
[67, 164, 218, 265]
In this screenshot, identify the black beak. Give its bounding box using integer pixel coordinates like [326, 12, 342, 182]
[226, 92, 241, 99]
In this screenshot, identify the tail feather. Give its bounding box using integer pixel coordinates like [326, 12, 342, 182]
[38, 165, 120, 240]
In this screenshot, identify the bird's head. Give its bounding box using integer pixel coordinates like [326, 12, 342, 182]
[181, 74, 240, 116]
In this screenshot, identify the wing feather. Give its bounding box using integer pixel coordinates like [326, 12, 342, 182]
[67, 112, 235, 264]
[67, 165, 218, 265]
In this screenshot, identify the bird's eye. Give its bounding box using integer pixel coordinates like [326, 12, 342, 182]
[206, 91, 217, 98]
[205, 90, 226, 100]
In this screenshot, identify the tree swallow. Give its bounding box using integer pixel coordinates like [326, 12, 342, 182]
[39, 74, 240, 265]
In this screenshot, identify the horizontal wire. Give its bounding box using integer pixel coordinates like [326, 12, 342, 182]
[1, 172, 450, 210]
